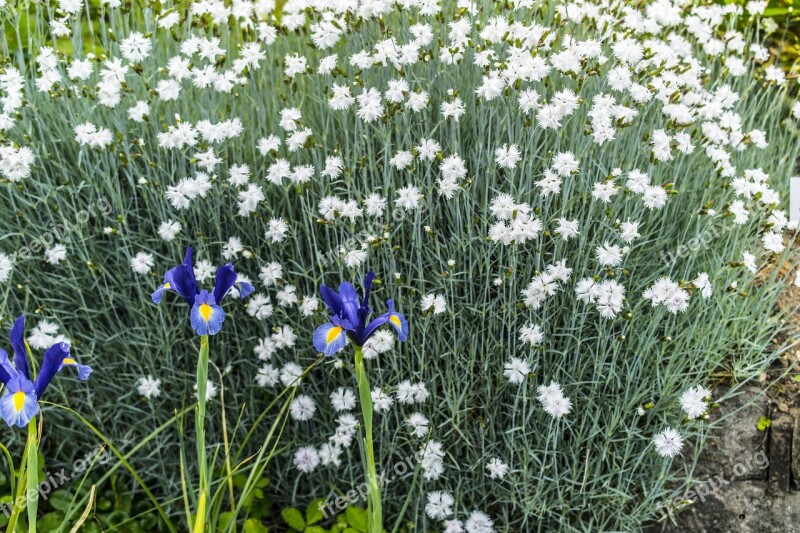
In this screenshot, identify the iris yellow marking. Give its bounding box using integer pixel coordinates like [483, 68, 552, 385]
[326, 326, 343, 343]
[12, 392, 26, 412]
[389, 315, 402, 328]
[199, 304, 213, 321]
[63, 357, 76, 365]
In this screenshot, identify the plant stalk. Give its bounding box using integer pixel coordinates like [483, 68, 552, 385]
[354, 346, 381, 532]
[194, 335, 210, 533]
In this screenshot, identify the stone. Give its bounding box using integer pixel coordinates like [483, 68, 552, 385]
[768, 412, 793, 493]
[645, 481, 800, 533]
[689, 386, 769, 482]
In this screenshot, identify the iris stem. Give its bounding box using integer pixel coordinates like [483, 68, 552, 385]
[194, 335, 209, 533]
[25, 417, 37, 533]
[354, 346, 381, 532]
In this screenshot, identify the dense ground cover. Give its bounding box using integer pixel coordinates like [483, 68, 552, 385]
[1, 0, 799, 531]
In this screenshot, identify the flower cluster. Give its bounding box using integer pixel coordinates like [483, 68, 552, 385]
[2, 0, 798, 528]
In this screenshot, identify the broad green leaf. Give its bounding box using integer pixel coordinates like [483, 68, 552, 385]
[282, 507, 306, 530]
[218, 511, 234, 530]
[306, 498, 326, 525]
[345, 506, 367, 532]
[244, 518, 269, 533]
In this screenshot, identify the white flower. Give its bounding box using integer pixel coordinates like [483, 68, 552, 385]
[255, 365, 279, 387]
[293, 446, 320, 473]
[495, 144, 521, 169]
[762, 231, 784, 254]
[372, 387, 395, 412]
[0, 253, 12, 282]
[45, 245, 67, 265]
[396, 380, 430, 404]
[318, 443, 342, 467]
[620, 221, 640, 243]
[653, 427, 684, 458]
[596, 243, 622, 267]
[137, 376, 162, 399]
[194, 380, 217, 401]
[128, 101, 149, 122]
[555, 219, 579, 240]
[694, 273, 713, 299]
[519, 323, 544, 346]
[465, 510, 494, 533]
[120, 32, 152, 63]
[425, 491, 454, 520]
[259, 262, 283, 287]
[247, 296, 272, 325]
[421, 294, 447, 314]
[280, 363, 304, 388]
[419, 440, 445, 480]
[537, 381, 572, 418]
[742, 252, 757, 273]
[407, 412, 430, 438]
[486, 458, 509, 479]
[397, 185, 422, 210]
[265, 218, 289, 243]
[503, 358, 530, 384]
[125, 250, 154, 275]
[444, 520, 464, 533]
[330, 388, 356, 412]
[363, 330, 395, 359]
[290, 395, 316, 421]
[155, 221, 181, 244]
[27, 320, 65, 350]
[680, 385, 711, 419]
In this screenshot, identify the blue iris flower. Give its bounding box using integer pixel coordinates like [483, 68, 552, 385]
[0, 316, 92, 428]
[152, 247, 254, 336]
[313, 272, 408, 356]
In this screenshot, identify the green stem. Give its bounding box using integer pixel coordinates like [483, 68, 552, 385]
[25, 418, 37, 533]
[194, 335, 209, 533]
[354, 346, 381, 532]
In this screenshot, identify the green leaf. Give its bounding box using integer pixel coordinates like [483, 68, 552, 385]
[218, 511, 234, 530]
[345, 506, 367, 532]
[244, 518, 269, 533]
[282, 507, 306, 530]
[305, 527, 327, 533]
[306, 498, 325, 525]
[48, 491, 74, 511]
[763, 7, 791, 18]
[37, 512, 65, 531]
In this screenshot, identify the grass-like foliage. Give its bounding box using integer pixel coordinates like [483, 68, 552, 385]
[0, 0, 799, 531]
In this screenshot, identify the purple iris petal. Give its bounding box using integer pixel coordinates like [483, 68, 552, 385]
[0, 376, 39, 428]
[337, 282, 362, 333]
[362, 314, 391, 342]
[320, 285, 343, 316]
[170, 247, 200, 305]
[235, 279, 255, 299]
[212, 263, 238, 304]
[9, 316, 28, 381]
[34, 342, 71, 398]
[0, 348, 17, 386]
[190, 290, 226, 336]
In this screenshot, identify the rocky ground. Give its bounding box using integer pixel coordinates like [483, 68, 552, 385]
[646, 276, 800, 533]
